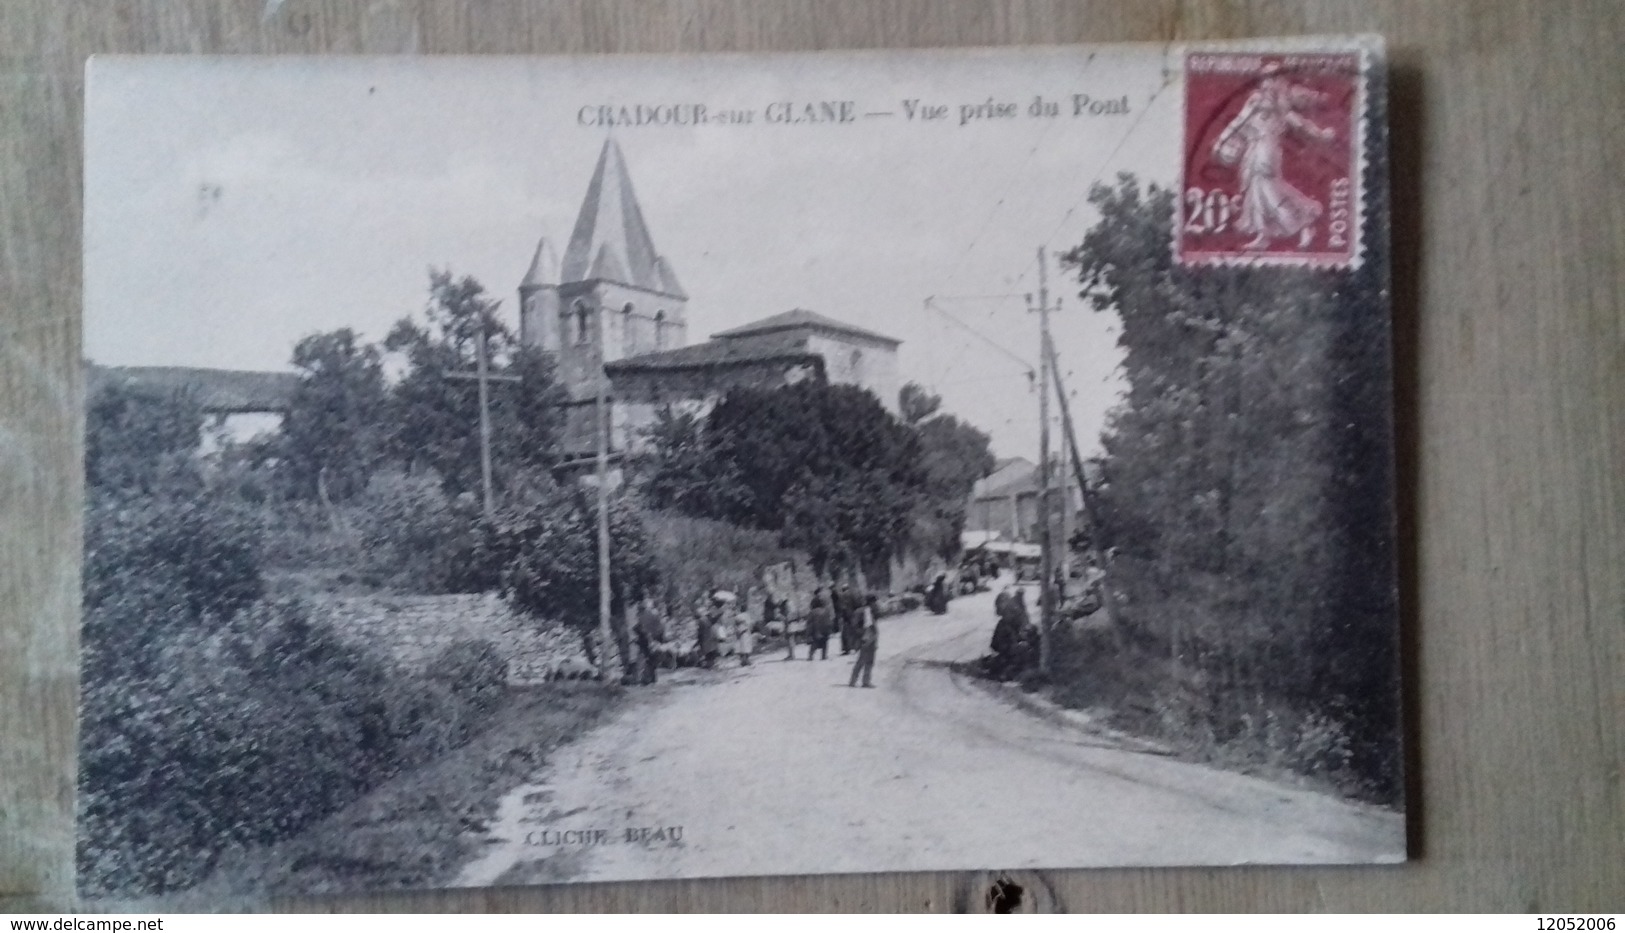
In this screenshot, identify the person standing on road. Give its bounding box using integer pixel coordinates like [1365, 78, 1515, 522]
[698, 593, 724, 668]
[848, 594, 879, 688]
[634, 598, 665, 685]
[836, 583, 859, 655]
[734, 602, 755, 666]
[926, 574, 949, 615]
[805, 588, 833, 661]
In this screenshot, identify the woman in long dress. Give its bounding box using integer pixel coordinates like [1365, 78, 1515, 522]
[1212, 68, 1336, 250]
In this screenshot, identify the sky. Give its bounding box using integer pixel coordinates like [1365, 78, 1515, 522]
[85, 48, 1183, 462]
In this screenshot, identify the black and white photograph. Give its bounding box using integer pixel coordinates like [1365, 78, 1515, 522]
[79, 38, 1403, 900]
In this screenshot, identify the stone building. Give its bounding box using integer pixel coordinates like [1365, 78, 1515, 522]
[964, 456, 1088, 543]
[517, 138, 900, 464]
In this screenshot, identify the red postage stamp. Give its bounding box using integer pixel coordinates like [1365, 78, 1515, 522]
[1177, 50, 1365, 268]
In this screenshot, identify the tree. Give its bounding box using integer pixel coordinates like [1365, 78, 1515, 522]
[278, 328, 388, 503]
[85, 381, 204, 495]
[910, 398, 997, 559]
[898, 382, 943, 424]
[499, 489, 660, 662]
[646, 381, 927, 577]
[1058, 171, 1400, 798]
[384, 269, 567, 498]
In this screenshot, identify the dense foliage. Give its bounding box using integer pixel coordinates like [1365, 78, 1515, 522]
[79, 389, 508, 896]
[349, 469, 488, 594]
[382, 270, 568, 498]
[900, 383, 997, 560]
[497, 488, 660, 649]
[642, 510, 804, 612]
[1058, 169, 1400, 799]
[277, 328, 389, 502]
[85, 382, 205, 495]
[644, 381, 930, 577]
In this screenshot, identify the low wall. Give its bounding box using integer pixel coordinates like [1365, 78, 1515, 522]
[308, 592, 591, 686]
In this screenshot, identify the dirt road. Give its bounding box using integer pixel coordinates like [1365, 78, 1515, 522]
[457, 586, 1403, 886]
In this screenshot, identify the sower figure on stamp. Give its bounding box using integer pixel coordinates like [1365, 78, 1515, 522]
[848, 594, 879, 688]
[1212, 62, 1336, 250]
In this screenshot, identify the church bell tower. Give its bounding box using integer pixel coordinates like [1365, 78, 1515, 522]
[519, 138, 689, 456]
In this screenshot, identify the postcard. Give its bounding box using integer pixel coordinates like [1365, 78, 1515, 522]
[80, 37, 1401, 899]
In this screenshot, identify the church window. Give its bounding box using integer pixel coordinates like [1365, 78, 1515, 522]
[622, 303, 636, 355]
[850, 348, 865, 379]
[573, 300, 592, 345]
[654, 310, 667, 349]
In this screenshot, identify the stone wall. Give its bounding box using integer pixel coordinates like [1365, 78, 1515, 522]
[308, 592, 592, 686]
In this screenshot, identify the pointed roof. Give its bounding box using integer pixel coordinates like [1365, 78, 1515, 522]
[652, 256, 684, 297]
[560, 139, 685, 298]
[711, 308, 901, 347]
[521, 236, 560, 288]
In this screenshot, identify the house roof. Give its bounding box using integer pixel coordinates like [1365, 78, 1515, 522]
[972, 457, 1036, 499]
[559, 139, 686, 298]
[88, 365, 299, 414]
[711, 309, 900, 346]
[972, 455, 1100, 501]
[605, 331, 823, 374]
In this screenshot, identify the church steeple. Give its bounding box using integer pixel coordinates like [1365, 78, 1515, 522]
[521, 235, 560, 289]
[560, 138, 686, 299]
[521, 139, 690, 456]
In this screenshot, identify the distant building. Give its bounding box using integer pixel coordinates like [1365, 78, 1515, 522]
[517, 138, 900, 465]
[86, 364, 298, 451]
[965, 456, 1090, 543]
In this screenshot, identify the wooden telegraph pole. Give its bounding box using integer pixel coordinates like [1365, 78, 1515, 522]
[447, 311, 614, 681]
[1035, 245, 1055, 674]
[1056, 316, 1071, 598]
[595, 348, 614, 683]
[1045, 336, 1121, 630]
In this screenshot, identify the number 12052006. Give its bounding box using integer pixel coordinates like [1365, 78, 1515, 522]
[1537, 918, 1615, 930]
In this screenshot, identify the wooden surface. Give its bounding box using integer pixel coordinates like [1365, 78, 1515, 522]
[3, 0, 1621, 913]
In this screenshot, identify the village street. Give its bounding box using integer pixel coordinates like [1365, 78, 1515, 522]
[456, 584, 1404, 886]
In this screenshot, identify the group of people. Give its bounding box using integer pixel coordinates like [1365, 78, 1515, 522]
[664, 584, 882, 688]
[623, 580, 896, 689]
[802, 585, 880, 687]
[692, 591, 757, 671]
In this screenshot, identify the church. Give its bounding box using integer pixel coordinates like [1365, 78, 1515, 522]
[516, 139, 901, 465]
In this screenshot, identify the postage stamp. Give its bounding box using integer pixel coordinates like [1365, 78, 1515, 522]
[1177, 49, 1366, 268]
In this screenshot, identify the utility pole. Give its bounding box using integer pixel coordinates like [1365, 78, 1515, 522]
[1035, 245, 1054, 674]
[1044, 336, 1121, 629]
[1056, 321, 1071, 600]
[442, 315, 520, 517]
[595, 354, 614, 683]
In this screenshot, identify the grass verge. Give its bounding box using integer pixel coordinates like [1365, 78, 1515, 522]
[178, 681, 621, 901]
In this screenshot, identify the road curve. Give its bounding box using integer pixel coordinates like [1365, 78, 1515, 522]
[457, 585, 1403, 886]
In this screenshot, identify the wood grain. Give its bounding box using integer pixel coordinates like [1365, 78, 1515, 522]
[3, 0, 1620, 913]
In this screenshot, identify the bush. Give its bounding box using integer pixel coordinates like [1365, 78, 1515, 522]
[642, 510, 802, 610]
[83, 491, 264, 679]
[427, 639, 507, 715]
[348, 469, 485, 593]
[77, 598, 511, 897]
